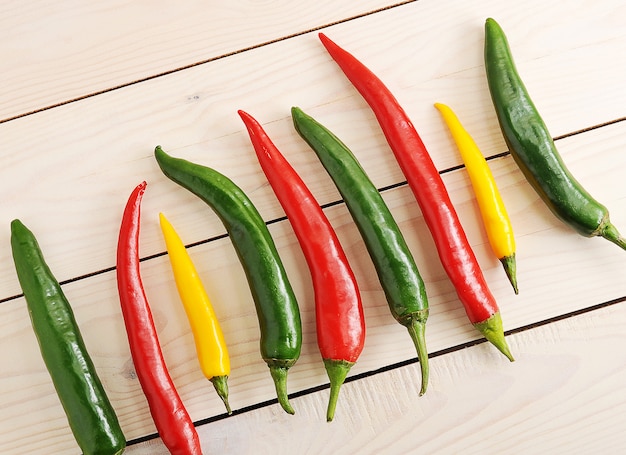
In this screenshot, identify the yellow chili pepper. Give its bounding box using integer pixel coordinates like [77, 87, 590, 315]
[435, 103, 518, 294]
[159, 212, 232, 413]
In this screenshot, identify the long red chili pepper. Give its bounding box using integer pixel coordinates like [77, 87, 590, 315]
[318, 33, 513, 361]
[238, 110, 365, 421]
[116, 181, 203, 454]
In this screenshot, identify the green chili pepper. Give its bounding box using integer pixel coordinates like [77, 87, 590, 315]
[154, 145, 302, 414]
[10, 219, 126, 455]
[291, 107, 430, 395]
[484, 18, 626, 249]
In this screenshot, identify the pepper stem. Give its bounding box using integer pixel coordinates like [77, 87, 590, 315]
[269, 366, 295, 415]
[324, 359, 354, 422]
[499, 254, 519, 295]
[599, 220, 626, 251]
[403, 315, 429, 395]
[473, 311, 514, 361]
[210, 375, 232, 415]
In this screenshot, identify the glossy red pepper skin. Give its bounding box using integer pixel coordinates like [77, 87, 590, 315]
[319, 33, 513, 360]
[116, 181, 203, 454]
[291, 107, 429, 395]
[239, 110, 365, 421]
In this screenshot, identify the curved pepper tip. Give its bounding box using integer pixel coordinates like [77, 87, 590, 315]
[473, 312, 514, 362]
[154, 145, 172, 166]
[401, 313, 429, 395]
[269, 365, 295, 415]
[318, 32, 335, 50]
[500, 254, 519, 295]
[210, 375, 232, 415]
[324, 359, 353, 422]
[237, 109, 250, 121]
[485, 18, 506, 38]
[599, 220, 626, 251]
[10, 218, 25, 232]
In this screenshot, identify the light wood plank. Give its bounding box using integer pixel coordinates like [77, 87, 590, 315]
[2, 0, 626, 453]
[0, 0, 405, 121]
[124, 301, 626, 454]
[1, 0, 626, 300]
[2, 122, 625, 452]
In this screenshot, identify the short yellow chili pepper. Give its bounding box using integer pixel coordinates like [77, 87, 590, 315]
[159, 212, 232, 413]
[435, 103, 518, 294]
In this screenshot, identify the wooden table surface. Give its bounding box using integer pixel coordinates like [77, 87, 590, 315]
[2, 1, 626, 453]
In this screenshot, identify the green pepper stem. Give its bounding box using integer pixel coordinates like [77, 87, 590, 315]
[473, 312, 514, 362]
[499, 254, 519, 295]
[600, 221, 626, 251]
[210, 375, 232, 415]
[269, 366, 295, 415]
[403, 316, 429, 395]
[324, 359, 353, 422]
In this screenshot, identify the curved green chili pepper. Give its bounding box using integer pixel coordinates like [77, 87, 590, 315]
[154, 145, 302, 414]
[10, 219, 126, 455]
[291, 107, 430, 395]
[484, 17, 626, 249]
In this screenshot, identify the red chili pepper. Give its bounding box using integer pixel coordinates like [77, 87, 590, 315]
[318, 33, 513, 361]
[238, 110, 365, 421]
[116, 181, 203, 454]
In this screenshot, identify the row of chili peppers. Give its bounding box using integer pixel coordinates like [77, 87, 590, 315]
[10, 18, 625, 455]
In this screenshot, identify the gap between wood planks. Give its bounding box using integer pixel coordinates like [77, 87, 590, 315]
[3, 117, 623, 446]
[0, 0, 624, 302]
[124, 294, 626, 448]
[0, 0, 417, 126]
[2, 114, 625, 306]
[3, 0, 625, 130]
[3, 2, 625, 449]
[3, 113, 625, 449]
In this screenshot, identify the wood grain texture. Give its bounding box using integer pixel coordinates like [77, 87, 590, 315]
[123, 302, 626, 454]
[2, 123, 625, 452]
[1, 0, 626, 453]
[0, 0, 407, 121]
[1, 0, 626, 299]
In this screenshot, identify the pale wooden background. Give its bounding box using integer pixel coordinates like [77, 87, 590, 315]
[2, 1, 626, 454]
